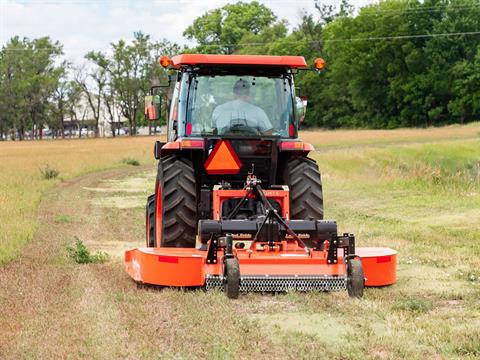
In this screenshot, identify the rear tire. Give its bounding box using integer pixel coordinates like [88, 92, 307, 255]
[283, 157, 324, 220]
[156, 156, 197, 248]
[146, 194, 156, 247]
[347, 258, 364, 298]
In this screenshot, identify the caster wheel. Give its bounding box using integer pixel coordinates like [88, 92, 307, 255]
[347, 258, 364, 298]
[224, 258, 240, 299]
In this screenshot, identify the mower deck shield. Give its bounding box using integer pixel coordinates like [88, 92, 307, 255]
[125, 246, 396, 289]
[125, 248, 207, 286]
[357, 247, 397, 286]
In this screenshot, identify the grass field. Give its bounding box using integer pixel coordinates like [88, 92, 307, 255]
[0, 123, 479, 359]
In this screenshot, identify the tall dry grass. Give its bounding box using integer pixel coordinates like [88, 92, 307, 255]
[0, 137, 159, 264]
[302, 121, 479, 148]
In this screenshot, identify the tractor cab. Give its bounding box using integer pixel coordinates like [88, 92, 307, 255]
[172, 62, 300, 139]
[148, 54, 310, 140]
[147, 54, 315, 189]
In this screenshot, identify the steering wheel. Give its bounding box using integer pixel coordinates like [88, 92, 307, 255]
[219, 118, 261, 136]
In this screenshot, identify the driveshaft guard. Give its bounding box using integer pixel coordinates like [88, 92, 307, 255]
[198, 219, 337, 243]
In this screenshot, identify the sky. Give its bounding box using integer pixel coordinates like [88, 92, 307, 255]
[1, 0, 376, 64]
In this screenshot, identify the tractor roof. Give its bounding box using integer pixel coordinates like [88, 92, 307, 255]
[170, 54, 307, 69]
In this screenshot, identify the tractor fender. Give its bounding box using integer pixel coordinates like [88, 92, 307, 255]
[155, 138, 205, 159]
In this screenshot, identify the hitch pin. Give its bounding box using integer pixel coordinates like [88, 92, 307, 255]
[323, 240, 330, 258]
[307, 247, 314, 257]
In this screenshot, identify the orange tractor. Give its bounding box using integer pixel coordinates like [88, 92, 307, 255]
[125, 54, 396, 298]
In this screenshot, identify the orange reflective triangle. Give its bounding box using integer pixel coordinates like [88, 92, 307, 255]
[204, 140, 242, 175]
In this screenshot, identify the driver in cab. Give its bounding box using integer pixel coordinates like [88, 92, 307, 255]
[212, 79, 273, 135]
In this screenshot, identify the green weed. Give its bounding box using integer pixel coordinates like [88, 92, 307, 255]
[66, 237, 108, 264]
[122, 158, 140, 166]
[39, 164, 59, 179]
[455, 269, 479, 283]
[394, 297, 432, 313]
[54, 214, 71, 224]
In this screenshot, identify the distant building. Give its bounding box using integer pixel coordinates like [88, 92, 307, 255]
[64, 93, 126, 137]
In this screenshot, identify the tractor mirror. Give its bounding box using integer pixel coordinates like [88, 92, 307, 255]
[296, 96, 308, 127]
[144, 95, 161, 121]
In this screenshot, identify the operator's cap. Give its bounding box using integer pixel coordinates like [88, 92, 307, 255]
[233, 79, 250, 96]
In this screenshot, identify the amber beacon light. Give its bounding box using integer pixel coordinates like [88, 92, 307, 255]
[314, 57, 326, 70]
[159, 56, 172, 68]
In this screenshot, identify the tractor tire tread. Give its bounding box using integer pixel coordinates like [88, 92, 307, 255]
[146, 194, 156, 247]
[159, 156, 197, 248]
[284, 157, 324, 220]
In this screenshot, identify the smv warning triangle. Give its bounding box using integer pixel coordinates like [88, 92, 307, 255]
[204, 140, 243, 175]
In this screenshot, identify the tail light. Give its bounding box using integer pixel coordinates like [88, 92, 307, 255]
[180, 139, 204, 149]
[280, 141, 314, 152]
[186, 123, 192, 135]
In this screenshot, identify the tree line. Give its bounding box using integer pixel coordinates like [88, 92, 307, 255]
[1, 0, 479, 140]
[185, 0, 480, 128]
[0, 33, 177, 140]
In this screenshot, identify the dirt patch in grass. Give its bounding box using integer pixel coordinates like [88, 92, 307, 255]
[81, 170, 156, 258]
[252, 312, 351, 342]
[87, 171, 155, 209]
[82, 186, 145, 193]
[100, 172, 156, 192]
[91, 195, 146, 209]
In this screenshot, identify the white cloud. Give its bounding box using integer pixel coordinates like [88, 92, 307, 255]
[1, 0, 376, 64]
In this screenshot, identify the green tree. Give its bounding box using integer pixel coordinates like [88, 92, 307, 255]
[0, 36, 64, 139]
[184, 1, 276, 54]
[319, 0, 480, 128]
[74, 60, 107, 137]
[448, 47, 480, 122]
[86, 32, 154, 134]
[50, 76, 71, 138]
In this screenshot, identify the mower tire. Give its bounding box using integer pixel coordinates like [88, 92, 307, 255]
[157, 156, 197, 248]
[284, 157, 324, 220]
[146, 194, 156, 247]
[224, 258, 240, 299]
[347, 258, 364, 298]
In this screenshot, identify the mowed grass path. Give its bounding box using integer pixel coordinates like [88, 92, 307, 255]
[0, 124, 479, 358]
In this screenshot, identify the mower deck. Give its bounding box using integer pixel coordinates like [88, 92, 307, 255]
[127, 181, 396, 296]
[125, 246, 396, 291]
